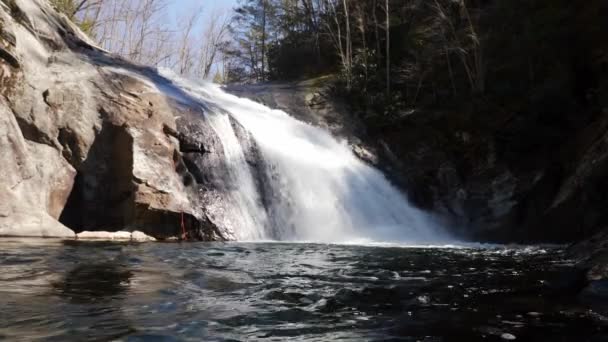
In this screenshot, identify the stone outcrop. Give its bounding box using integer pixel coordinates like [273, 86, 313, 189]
[226, 76, 608, 245]
[226, 76, 362, 141]
[0, 0, 224, 240]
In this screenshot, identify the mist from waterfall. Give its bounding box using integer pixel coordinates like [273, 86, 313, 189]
[159, 69, 452, 244]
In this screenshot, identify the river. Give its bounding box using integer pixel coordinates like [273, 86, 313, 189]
[0, 239, 605, 341]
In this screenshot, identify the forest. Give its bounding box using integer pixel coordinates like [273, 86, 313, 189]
[51, 0, 606, 130]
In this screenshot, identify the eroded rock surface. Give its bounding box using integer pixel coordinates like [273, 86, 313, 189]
[0, 0, 225, 240]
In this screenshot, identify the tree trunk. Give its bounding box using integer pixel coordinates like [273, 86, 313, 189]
[385, 0, 390, 98]
[343, 0, 352, 90]
[261, 0, 267, 81]
[355, 2, 368, 93]
[372, 0, 381, 68]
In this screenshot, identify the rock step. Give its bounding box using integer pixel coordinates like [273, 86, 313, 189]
[76, 230, 156, 242]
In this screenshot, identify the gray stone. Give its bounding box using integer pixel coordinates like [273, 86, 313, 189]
[77, 231, 131, 240]
[501, 333, 517, 340]
[0, 0, 223, 240]
[131, 231, 156, 242]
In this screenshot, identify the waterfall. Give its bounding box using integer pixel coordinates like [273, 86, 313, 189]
[204, 113, 270, 241]
[158, 69, 451, 244]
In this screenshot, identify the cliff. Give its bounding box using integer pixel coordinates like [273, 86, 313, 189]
[0, 0, 224, 240]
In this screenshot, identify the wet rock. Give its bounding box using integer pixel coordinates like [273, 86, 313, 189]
[501, 333, 517, 340]
[131, 230, 156, 242]
[75, 230, 156, 241]
[77, 231, 132, 240]
[0, 47, 18, 68]
[225, 76, 358, 143]
[352, 143, 379, 165]
[417, 295, 430, 304]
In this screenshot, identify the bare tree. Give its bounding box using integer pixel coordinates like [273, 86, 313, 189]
[260, 0, 268, 81]
[72, 0, 100, 17]
[197, 9, 231, 79]
[353, 1, 371, 91]
[343, 0, 352, 90]
[301, 0, 321, 63]
[84, 0, 171, 66]
[371, 0, 382, 64]
[323, 0, 352, 90]
[176, 8, 202, 75]
[385, 0, 390, 97]
[433, 0, 485, 94]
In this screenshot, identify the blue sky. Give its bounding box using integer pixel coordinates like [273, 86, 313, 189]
[166, 0, 239, 78]
[169, 0, 239, 20]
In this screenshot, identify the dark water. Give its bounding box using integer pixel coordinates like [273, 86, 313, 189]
[0, 240, 606, 341]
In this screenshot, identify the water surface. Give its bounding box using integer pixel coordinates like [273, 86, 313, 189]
[0, 240, 606, 341]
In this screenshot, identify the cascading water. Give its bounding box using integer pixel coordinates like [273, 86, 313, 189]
[159, 69, 451, 244]
[204, 113, 270, 241]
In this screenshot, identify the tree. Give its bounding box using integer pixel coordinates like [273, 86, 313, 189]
[51, 0, 89, 19]
[212, 70, 224, 84]
[50, 0, 104, 33]
[323, 0, 352, 89]
[176, 8, 202, 75]
[82, 0, 172, 66]
[197, 9, 231, 79]
[385, 0, 390, 97]
[231, 0, 276, 82]
[432, 0, 485, 95]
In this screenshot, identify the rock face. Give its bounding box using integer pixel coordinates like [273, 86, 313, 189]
[226, 77, 361, 141]
[226, 0, 608, 248]
[226, 73, 608, 246]
[0, 0, 224, 240]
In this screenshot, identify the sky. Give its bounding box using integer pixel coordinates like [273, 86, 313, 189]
[165, 0, 239, 78]
[169, 0, 239, 20]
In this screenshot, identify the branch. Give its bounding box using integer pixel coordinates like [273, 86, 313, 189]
[72, 0, 91, 17]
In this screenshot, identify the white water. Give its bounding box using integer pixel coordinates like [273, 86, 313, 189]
[158, 69, 452, 244]
[205, 112, 269, 241]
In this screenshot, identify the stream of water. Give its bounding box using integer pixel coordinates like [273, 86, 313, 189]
[158, 69, 450, 244]
[0, 240, 605, 341]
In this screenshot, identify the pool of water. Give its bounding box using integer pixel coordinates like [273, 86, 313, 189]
[0, 239, 606, 341]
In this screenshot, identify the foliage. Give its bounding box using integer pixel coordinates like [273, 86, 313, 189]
[49, 0, 78, 18]
[225, 0, 608, 129]
[45, 0, 608, 123]
[49, 0, 96, 33]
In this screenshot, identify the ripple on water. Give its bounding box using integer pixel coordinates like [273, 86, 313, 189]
[0, 241, 605, 341]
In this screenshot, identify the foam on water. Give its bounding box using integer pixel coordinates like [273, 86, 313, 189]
[157, 69, 453, 244]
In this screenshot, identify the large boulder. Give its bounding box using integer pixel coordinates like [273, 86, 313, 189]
[0, 0, 224, 240]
